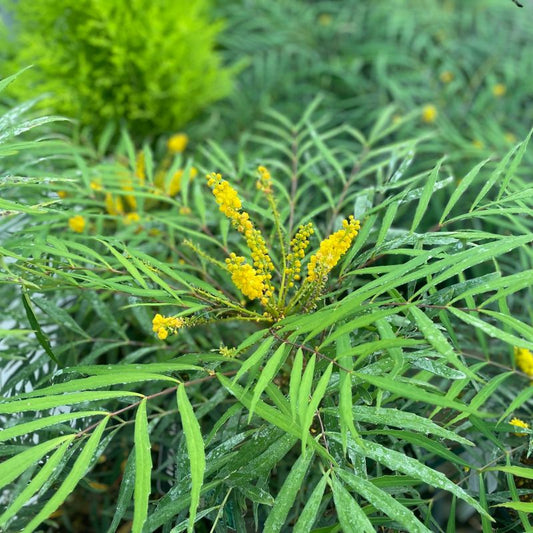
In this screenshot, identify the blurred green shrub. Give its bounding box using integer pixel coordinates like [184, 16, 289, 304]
[0, 0, 234, 138]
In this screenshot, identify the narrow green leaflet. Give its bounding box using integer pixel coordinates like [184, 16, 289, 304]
[97, 240, 149, 289]
[0, 440, 70, 527]
[337, 334, 358, 451]
[0, 391, 143, 414]
[293, 473, 328, 533]
[409, 306, 478, 381]
[178, 384, 206, 533]
[410, 158, 443, 233]
[302, 363, 333, 452]
[263, 451, 314, 533]
[289, 348, 304, 421]
[0, 411, 106, 442]
[353, 373, 490, 417]
[439, 159, 488, 224]
[336, 469, 431, 532]
[331, 433, 491, 519]
[107, 450, 136, 533]
[448, 307, 533, 351]
[249, 343, 290, 421]
[0, 435, 75, 491]
[133, 399, 152, 533]
[486, 466, 533, 480]
[8, 373, 179, 401]
[21, 292, 60, 365]
[331, 474, 374, 533]
[233, 336, 275, 382]
[21, 416, 110, 533]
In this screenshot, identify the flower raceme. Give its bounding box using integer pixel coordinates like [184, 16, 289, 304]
[515, 346, 533, 377]
[152, 167, 360, 339]
[206, 168, 359, 315]
[307, 216, 360, 282]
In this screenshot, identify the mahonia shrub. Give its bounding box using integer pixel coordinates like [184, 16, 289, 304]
[0, 0, 234, 137]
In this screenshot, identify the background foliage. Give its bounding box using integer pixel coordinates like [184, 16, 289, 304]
[0, 0, 234, 139]
[1, 0, 533, 532]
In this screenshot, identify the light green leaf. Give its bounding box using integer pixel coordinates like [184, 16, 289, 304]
[409, 306, 478, 381]
[331, 474, 374, 533]
[0, 391, 143, 413]
[411, 158, 444, 233]
[289, 348, 303, 421]
[133, 399, 152, 533]
[0, 411, 106, 443]
[249, 343, 290, 421]
[178, 384, 206, 533]
[263, 451, 314, 533]
[21, 416, 110, 533]
[337, 469, 431, 532]
[0, 440, 70, 527]
[0, 435, 75, 491]
[233, 336, 275, 382]
[293, 473, 328, 533]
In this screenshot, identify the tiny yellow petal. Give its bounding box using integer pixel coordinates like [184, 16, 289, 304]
[492, 83, 506, 97]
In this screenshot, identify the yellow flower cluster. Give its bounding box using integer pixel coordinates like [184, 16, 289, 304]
[68, 215, 86, 233]
[286, 223, 314, 287]
[510, 417, 530, 437]
[225, 253, 268, 301]
[307, 216, 360, 282]
[168, 167, 198, 196]
[207, 172, 242, 218]
[152, 313, 185, 340]
[207, 172, 275, 299]
[256, 165, 272, 194]
[515, 346, 533, 377]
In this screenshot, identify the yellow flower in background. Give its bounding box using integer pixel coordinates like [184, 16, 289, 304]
[318, 13, 332, 26]
[226, 253, 267, 301]
[168, 167, 198, 196]
[422, 104, 437, 123]
[472, 139, 484, 150]
[90, 180, 103, 191]
[439, 70, 454, 83]
[504, 132, 517, 143]
[123, 212, 140, 225]
[492, 83, 506, 97]
[307, 216, 360, 282]
[68, 215, 86, 233]
[510, 417, 530, 436]
[167, 133, 188, 154]
[57, 190, 68, 199]
[179, 206, 192, 215]
[515, 346, 533, 377]
[135, 152, 146, 185]
[105, 193, 125, 216]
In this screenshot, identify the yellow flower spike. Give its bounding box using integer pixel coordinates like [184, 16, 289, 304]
[439, 70, 454, 83]
[510, 417, 530, 436]
[68, 215, 86, 233]
[167, 133, 188, 153]
[307, 216, 360, 282]
[422, 104, 437, 123]
[515, 347, 533, 377]
[286, 223, 314, 289]
[168, 169, 184, 196]
[57, 190, 68, 199]
[105, 193, 125, 216]
[226, 253, 267, 301]
[492, 83, 506, 97]
[256, 165, 273, 194]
